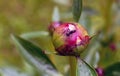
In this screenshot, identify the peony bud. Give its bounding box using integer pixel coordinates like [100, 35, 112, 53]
[50, 22, 90, 56]
[95, 67, 105, 76]
[109, 43, 116, 51]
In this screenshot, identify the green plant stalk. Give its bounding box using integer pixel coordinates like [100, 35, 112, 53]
[100, 0, 113, 34]
[104, 0, 113, 34]
[69, 56, 77, 76]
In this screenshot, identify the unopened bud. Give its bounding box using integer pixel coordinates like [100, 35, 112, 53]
[49, 22, 90, 56]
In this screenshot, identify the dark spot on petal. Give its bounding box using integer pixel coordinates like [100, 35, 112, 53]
[66, 30, 76, 36]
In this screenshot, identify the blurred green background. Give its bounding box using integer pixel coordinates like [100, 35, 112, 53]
[0, 0, 56, 66]
[0, 0, 120, 76]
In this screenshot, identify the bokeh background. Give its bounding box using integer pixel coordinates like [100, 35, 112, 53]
[0, 0, 120, 76]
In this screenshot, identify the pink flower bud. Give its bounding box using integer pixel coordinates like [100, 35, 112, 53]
[109, 43, 116, 51]
[50, 22, 90, 56]
[95, 67, 105, 76]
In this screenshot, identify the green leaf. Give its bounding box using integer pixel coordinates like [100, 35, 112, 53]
[0, 67, 31, 76]
[105, 62, 120, 76]
[72, 0, 82, 22]
[20, 31, 49, 39]
[52, 6, 60, 22]
[76, 58, 98, 76]
[11, 35, 62, 76]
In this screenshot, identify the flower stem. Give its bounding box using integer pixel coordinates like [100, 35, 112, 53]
[100, 0, 113, 34]
[69, 56, 77, 76]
